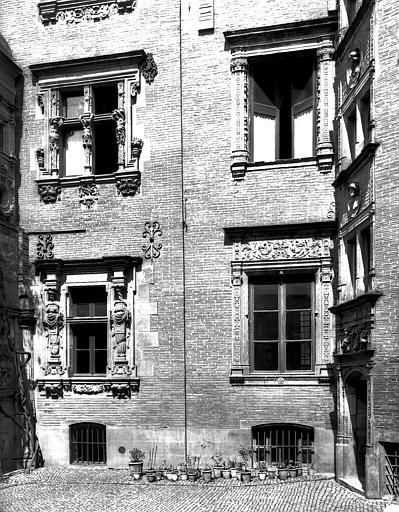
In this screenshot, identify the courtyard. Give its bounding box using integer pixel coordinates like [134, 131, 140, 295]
[0, 466, 389, 512]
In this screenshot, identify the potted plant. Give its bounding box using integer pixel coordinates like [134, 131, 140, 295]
[307, 464, 315, 478]
[178, 462, 188, 481]
[159, 460, 168, 478]
[277, 463, 289, 481]
[146, 446, 157, 482]
[222, 459, 231, 479]
[258, 461, 267, 481]
[187, 455, 199, 482]
[267, 466, 277, 479]
[129, 448, 145, 476]
[288, 464, 297, 479]
[211, 453, 224, 479]
[229, 459, 238, 479]
[238, 446, 253, 483]
[202, 464, 212, 482]
[296, 453, 303, 477]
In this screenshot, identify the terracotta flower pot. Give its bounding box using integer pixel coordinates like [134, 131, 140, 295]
[202, 469, 212, 482]
[188, 472, 197, 482]
[180, 472, 188, 481]
[241, 470, 251, 483]
[129, 461, 143, 476]
[146, 471, 156, 483]
[267, 468, 277, 479]
[278, 468, 289, 480]
[259, 471, 266, 481]
[230, 468, 238, 479]
[288, 467, 297, 478]
[213, 466, 223, 478]
[222, 468, 231, 479]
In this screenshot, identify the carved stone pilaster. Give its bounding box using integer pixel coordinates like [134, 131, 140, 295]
[142, 221, 162, 260]
[43, 297, 64, 365]
[111, 298, 131, 363]
[321, 266, 333, 363]
[38, 183, 62, 203]
[230, 55, 249, 180]
[49, 116, 64, 174]
[79, 113, 94, 174]
[142, 53, 158, 85]
[316, 42, 334, 173]
[79, 181, 98, 210]
[111, 108, 126, 171]
[231, 263, 243, 367]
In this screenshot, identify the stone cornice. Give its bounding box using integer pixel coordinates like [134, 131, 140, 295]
[330, 290, 383, 316]
[34, 256, 141, 277]
[38, 0, 136, 25]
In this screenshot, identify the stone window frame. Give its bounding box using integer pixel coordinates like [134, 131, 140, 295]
[36, 256, 141, 399]
[224, 15, 337, 180]
[227, 227, 334, 386]
[30, 51, 147, 203]
[38, 0, 136, 25]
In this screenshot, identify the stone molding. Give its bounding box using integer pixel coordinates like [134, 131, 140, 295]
[38, 378, 140, 399]
[38, 0, 136, 25]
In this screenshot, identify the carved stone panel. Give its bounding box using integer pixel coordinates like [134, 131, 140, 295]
[38, 183, 62, 204]
[142, 221, 162, 260]
[37, 234, 54, 260]
[111, 299, 131, 362]
[79, 182, 98, 210]
[236, 238, 329, 261]
[142, 53, 158, 85]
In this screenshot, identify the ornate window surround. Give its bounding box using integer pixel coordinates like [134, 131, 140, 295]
[35, 256, 141, 399]
[225, 223, 335, 386]
[30, 51, 147, 203]
[38, 0, 136, 25]
[224, 15, 337, 180]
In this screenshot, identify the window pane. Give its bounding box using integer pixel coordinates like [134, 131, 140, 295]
[94, 350, 107, 374]
[254, 312, 278, 340]
[254, 284, 278, 310]
[75, 303, 90, 316]
[286, 340, 311, 370]
[94, 121, 118, 174]
[93, 84, 118, 114]
[286, 310, 311, 340]
[95, 302, 107, 316]
[70, 287, 107, 317]
[64, 91, 84, 118]
[286, 283, 311, 309]
[75, 330, 90, 349]
[254, 342, 278, 371]
[94, 325, 107, 349]
[293, 106, 313, 158]
[253, 112, 276, 162]
[64, 128, 84, 176]
[76, 350, 90, 373]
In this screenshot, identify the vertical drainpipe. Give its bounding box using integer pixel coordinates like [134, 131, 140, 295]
[179, 0, 188, 461]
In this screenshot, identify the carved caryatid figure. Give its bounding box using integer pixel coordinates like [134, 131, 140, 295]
[111, 299, 131, 360]
[43, 296, 64, 359]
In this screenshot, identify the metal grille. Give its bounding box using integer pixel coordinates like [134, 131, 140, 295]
[253, 424, 313, 467]
[385, 443, 399, 496]
[70, 423, 106, 464]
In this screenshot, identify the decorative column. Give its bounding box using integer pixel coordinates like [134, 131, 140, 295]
[42, 273, 65, 376]
[230, 53, 249, 180]
[111, 108, 126, 171]
[316, 41, 335, 173]
[79, 113, 94, 174]
[109, 273, 132, 375]
[49, 116, 64, 175]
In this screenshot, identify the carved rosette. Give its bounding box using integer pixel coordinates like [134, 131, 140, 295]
[79, 113, 94, 173]
[230, 54, 249, 179]
[49, 117, 64, 174]
[38, 184, 62, 204]
[37, 233, 55, 260]
[79, 182, 99, 210]
[115, 174, 141, 197]
[142, 221, 162, 260]
[142, 53, 158, 85]
[111, 108, 126, 170]
[316, 42, 334, 173]
[111, 298, 131, 362]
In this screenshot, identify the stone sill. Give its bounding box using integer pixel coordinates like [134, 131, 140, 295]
[230, 373, 333, 386]
[247, 157, 317, 172]
[37, 376, 140, 399]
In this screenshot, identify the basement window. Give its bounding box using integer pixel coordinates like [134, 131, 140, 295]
[250, 52, 315, 162]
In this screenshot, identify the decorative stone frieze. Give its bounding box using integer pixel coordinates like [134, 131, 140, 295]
[109, 364, 133, 375]
[115, 174, 141, 196]
[142, 221, 162, 260]
[41, 382, 64, 399]
[142, 53, 158, 85]
[38, 183, 62, 203]
[72, 384, 104, 394]
[79, 181, 98, 210]
[236, 238, 328, 261]
[79, 113, 94, 173]
[110, 381, 138, 399]
[42, 364, 65, 376]
[39, 0, 136, 25]
[37, 233, 54, 260]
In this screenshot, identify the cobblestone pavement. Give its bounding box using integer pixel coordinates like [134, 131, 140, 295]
[0, 466, 388, 512]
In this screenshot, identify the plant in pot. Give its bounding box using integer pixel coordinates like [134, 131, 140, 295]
[187, 455, 199, 482]
[307, 464, 315, 478]
[277, 462, 289, 481]
[296, 453, 303, 477]
[221, 459, 232, 479]
[146, 447, 157, 482]
[129, 448, 145, 477]
[159, 460, 168, 479]
[238, 446, 253, 483]
[202, 463, 212, 482]
[178, 462, 188, 481]
[288, 461, 297, 479]
[267, 465, 277, 479]
[258, 461, 267, 481]
[228, 459, 238, 479]
[211, 453, 224, 479]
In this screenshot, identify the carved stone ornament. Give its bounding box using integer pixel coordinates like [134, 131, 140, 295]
[39, 0, 137, 25]
[38, 184, 61, 203]
[142, 53, 158, 85]
[327, 202, 335, 219]
[79, 182, 99, 209]
[49, 116, 64, 151]
[347, 182, 360, 218]
[37, 233, 54, 260]
[43, 299, 64, 360]
[72, 384, 104, 394]
[111, 108, 126, 145]
[110, 382, 137, 399]
[142, 221, 162, 260]
[347, 48, 361, 88]
[111, 299, 131, 361]
[109, 364, 133, 375]
[238, 238, 327, 261]
[0, 165, 15, 218]
[341, 323, 371, 353]
[43, 382, 64, 399]
[230, 57, 249, 74]
[80, 113, 94, 149]
[131, 137, 143, 159]
[115, 175, 141, 196]
[36, 148, 45, 171]
[42, 364, 65, 376]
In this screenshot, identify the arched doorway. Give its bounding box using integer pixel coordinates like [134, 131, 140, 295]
[70, 423, 106, 464]
[344, 371, 367, 489]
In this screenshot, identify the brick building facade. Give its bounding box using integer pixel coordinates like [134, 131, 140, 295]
[0, 0, 397, 499]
